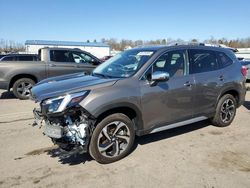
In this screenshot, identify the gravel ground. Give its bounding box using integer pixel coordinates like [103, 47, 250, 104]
[0, 89, 250, 188]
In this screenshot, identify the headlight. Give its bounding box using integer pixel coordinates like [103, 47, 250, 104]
[42, 91, 88, 113]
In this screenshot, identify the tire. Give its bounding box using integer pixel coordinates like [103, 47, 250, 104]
[89, 113, 135, 164]
[12, 78, 35, 100]
[211, 94, 237, 127]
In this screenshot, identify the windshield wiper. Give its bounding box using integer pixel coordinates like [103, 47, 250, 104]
[92, 72, 111, 79]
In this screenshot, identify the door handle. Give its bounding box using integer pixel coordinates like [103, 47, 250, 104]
[184, 81, 192, 87]
[219, 75, 224, 81]
[49, 64, 56, 67]
[74, 65, 80, 68]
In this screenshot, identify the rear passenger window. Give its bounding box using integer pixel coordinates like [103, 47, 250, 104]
[217, 52, 233, 68]
[189, 49, 219, 74]
[18, 56, 34, 61]
[2, 56, 15, 61]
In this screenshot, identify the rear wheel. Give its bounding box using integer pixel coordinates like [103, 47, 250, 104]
[211, 94, 237, 127]
[89, 113, 135, 164]
[12, 78, 35, 100]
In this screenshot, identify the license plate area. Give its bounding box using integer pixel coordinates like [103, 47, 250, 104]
[44, 123, 63, 139]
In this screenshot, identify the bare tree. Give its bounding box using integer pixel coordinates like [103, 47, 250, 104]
[0, 39, 25, 54]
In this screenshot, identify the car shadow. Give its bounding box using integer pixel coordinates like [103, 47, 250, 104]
[243, 101, 250, 110]
[47, 147, 93, 165]
[0, 91, 16, 99]
[46, 120, 210, 165]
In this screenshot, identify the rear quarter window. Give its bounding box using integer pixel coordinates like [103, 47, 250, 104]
[216, 52, 233, 68]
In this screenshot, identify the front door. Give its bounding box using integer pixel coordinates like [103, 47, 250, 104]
[70, 51, 98, 75]
[140, 50, 196, 131]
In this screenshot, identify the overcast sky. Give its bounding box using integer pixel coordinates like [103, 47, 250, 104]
[0, 0, 250, 43]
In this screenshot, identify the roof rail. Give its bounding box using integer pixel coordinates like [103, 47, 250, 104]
[167, 42, 238, 52]
[167, 42, 218, 47]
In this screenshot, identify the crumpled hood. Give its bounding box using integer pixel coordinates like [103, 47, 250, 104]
[31, 73, 118, 102]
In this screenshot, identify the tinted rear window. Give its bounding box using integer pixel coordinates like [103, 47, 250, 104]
[50, 50, 72, 62]
[217, 52, 233, 68]
[18, 56, 35, 61]
[189, 49, 219, 74]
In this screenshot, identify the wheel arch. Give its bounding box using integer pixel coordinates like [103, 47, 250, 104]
[94, 103, 144, 133]
[8, 74, 38, 90]
[217, 88, 240, 107]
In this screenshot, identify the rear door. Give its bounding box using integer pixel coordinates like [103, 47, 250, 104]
[188, 49, 223, 116]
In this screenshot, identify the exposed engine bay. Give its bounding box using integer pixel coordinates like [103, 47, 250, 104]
[33, 105, 95, 154]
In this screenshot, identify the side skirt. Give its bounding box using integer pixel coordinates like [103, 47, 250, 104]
[150, 116, 208, 134]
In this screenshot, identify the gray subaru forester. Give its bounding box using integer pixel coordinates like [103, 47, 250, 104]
[31, 44, 247, 164]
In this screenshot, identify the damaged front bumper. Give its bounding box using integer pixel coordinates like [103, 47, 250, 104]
[32, 107, 93, 154]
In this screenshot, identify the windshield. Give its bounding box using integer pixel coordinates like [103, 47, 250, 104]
[93, 49, 155, 78]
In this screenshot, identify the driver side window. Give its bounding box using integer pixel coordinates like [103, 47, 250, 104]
[144, 50, 186, 80]
[71, 52, 96, 65]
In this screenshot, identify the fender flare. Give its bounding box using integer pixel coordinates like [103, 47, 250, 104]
[93, 102, 144, 131]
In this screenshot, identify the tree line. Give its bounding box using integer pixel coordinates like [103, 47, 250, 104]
[1, 37, 250, 53]
[101, 37, 250, 51]
[0, 39, 25, 53]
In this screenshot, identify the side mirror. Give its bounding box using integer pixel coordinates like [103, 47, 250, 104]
[151, 71, 170, 82]
[92, 60, 101, 66]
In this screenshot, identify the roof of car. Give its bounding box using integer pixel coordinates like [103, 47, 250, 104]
[40, 47, 88, 52]
[132, 44, 232, 53]
[4, 54, 37, 57]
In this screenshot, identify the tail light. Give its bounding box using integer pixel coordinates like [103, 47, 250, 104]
[241, 66, 248, 77]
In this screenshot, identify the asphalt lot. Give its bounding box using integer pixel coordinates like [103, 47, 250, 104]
[0, 89, 250, 188]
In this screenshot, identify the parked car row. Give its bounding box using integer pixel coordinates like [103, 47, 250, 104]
[0, 44, 249, 100]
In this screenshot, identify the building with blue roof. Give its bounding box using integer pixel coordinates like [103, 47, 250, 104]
[25, 40, 110, 58]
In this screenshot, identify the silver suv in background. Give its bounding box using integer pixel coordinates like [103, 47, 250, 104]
[31, 44, 246, 163]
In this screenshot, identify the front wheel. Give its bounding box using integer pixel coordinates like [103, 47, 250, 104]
[89, 113, 135, 164]
[211, 94, 237, 127]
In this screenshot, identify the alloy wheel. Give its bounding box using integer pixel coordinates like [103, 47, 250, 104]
[220, 99, 235, 123]
[16, 81, 33, 97]
[97, 121, 131, 158]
